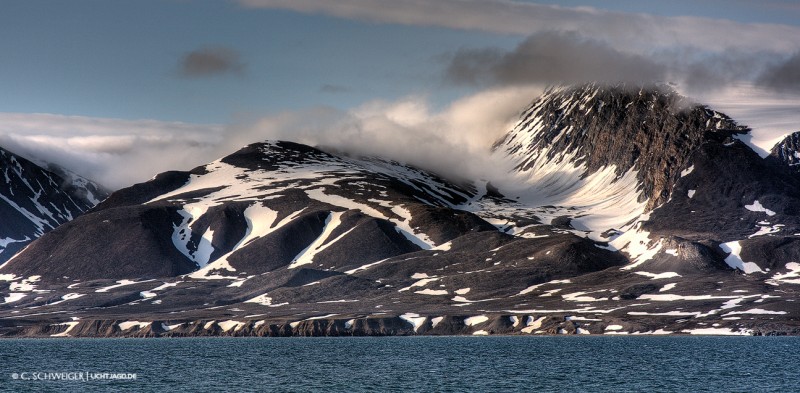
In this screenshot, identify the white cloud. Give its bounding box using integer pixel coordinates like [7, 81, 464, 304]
[238, 0, 800, 54]
[226, 84, 544, 182]
[2, 83, 795, 193]
[0, 86, 540, 190]
[0, 113, 224, 189]
[691, 83, 800, 157]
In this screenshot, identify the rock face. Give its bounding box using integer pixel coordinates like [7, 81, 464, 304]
[0, 147, 108, 263]
[493, 83, 748, 210]
[2, 84, 800, 337]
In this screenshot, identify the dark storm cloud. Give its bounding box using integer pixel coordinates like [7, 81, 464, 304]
[179, 47, 245, 77]
[445, 32, 667, 87]
[758, 52, 800, 92]
[444, 32, 797, 95]
[662, 49, 774, 92]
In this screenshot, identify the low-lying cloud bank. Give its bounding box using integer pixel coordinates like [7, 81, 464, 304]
[2, 81, 797, 191]
[0, 114, 224, 189]
[0, 85, 541, 189]
[226, 84, 542, 182]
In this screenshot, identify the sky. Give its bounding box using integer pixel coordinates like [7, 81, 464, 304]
[1, 0, 799, 188]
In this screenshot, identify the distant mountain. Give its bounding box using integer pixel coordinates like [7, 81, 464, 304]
[2, 84, 800, 338]
[0, 147, 108, 263]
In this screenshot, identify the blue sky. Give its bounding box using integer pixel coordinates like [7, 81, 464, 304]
[1, 0, 799, 188]
[1, 0, 510, 123]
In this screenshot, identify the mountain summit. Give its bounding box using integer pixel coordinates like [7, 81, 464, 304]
[2, 84, 800, 337]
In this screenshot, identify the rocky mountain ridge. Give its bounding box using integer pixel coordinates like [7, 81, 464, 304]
[2, 83, 800, 337]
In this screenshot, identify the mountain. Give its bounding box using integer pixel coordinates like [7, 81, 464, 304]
[2, 84, 800, 337]
[489, 83, 749, 238]
[0, 147, 108, 263]
[770, 131, 800, 170]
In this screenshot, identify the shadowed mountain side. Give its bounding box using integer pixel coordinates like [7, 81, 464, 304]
[0, 206, 196, 280]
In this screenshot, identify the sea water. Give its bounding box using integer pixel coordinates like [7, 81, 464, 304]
[0, 336, 797, 392]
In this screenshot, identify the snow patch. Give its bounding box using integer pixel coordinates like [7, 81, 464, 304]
[245, 294, 274, 306]
[50, 322, 80, 337]
[218, 320, 246, 332]
[749, 224, 783, 238]
[769, 262, 800, 285]
[3, 293, 25, 304]
[635, 271, 681, 280]
[681, 327, 751, 336]
[118, 321, 151, 331]
[612, 219, 663, 270]
[659, 283, 677, 292]
[400, 313, 427, 332]
[289, 211, 347, 269]
[95, 279, 154, 293]
[745, 200, 776, 216]
[719, 241, 764, 274]
[464, 315, 489, 326]
[398, 277, 440, 292]
[414, 289, 448, 296]
[723, 308, 787, 316]
[344, 258, 390, 275]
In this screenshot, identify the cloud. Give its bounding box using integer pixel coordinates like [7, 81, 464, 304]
[692, 83, 800, 157]
[236, 0, 800, 54]
[179, 47, 245, 77]
[445, 31, 667, 87]
[0, 85, 540, 190]
[0, 113, 224, 189]
[239, 1, 800, 94]
[2, 82, 796, 194]
[225, 84, 543, 182]
[443, 31, 793, 95]
[757, 52, 800, 92]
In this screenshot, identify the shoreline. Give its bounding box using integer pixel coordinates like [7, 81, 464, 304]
[2, 314, 798, 338]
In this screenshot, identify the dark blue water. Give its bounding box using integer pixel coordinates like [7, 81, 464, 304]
[0, 336, 796, 392]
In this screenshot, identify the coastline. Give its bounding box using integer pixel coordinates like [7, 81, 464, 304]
[3, 314, 798, 338]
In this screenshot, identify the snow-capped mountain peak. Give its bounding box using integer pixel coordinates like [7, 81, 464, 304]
[486, 83, 749, 240]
